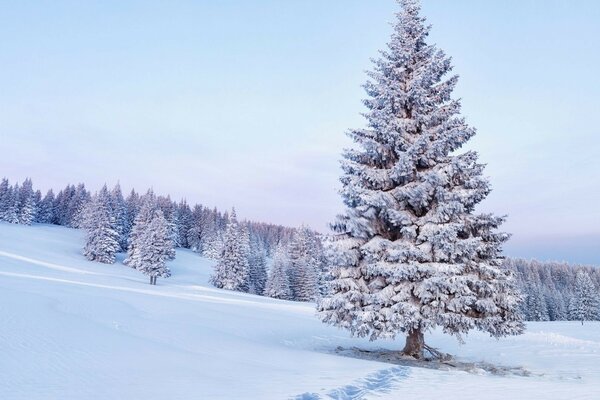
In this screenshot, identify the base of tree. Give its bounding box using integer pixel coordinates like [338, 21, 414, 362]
[333, 346, 530, 376]
[149, 276, 157, 285]
[402, 330, 425, 359]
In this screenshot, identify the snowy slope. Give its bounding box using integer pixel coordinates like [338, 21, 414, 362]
[0, 223, 598, 400]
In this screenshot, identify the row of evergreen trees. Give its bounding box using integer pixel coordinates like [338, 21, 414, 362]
[210, 211, 326, 301]
[0, 177, 326, 296]
[505, 258, 600, 323]
[81, 187, 174, 284]
[0, 178, 297, 258]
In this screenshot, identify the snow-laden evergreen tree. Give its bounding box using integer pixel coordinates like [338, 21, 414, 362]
[123, 189, 140, 244]
[203, 229, 225, 260]
[4, 184, 20, 224]
[239, 224, 252, 292]
[247, 239, 268, 295]
[210, 209, 249, 291]
[174, 200, 193, 249]
[109, 183, 128, 251]
[136, 209, 173, 285]
[0, 178, 11, 221]
[570, 271, 599, 324]
[288, 226, 321, 302]
[546, 289, 566, 321]
[124, 190, 157, 270]
[32, 190, 42, 222]
[317, 0, 524, 358]
[17, 178, 36, 225]
[82, 186, 120, 264]
[37, 189, 56, 224]
[525, 284, 549, 321]
[265, 246, 292, 300]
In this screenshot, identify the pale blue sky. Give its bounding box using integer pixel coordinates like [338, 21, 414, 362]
[1, 1, 599, 264]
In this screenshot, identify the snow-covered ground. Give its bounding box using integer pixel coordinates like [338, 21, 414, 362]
[0, 223, 598, 400]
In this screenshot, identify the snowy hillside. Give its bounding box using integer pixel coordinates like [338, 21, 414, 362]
[0, 222, 598, 399]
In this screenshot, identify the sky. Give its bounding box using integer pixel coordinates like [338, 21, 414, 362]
[1, 1, 599, 264]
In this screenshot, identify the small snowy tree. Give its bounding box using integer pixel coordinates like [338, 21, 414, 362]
[265, 246, 292, 300]
[317, 0, 523, 358]
[288, 227, 321, 302]
[0, 178, 12, 222]
[4, 185, 20, 224]
[570, 271, 599, 324]
[137, 209, 173, 285]
[83, 186, 120, 264]
[248, 241, 268, 295]
[210, 209, 249, 291]
[109, 183, 128, 251]
[124, 191, 157, 270]
[18, 178, 36, 225]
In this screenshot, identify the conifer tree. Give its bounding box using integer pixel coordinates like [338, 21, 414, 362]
[18, 178, 36, 225]
[83, 186, 120, 264]
[248, 241, 268, 295]
[124, 190, 157, 270]
[0, 178, 11, 221]
[5, 184, 20, 224]
[265, 246, 292, 300]
[109, 183, 128, 251]
[137, 209, 173, 285]
[317, 0, 523, 358]
[210, 209, 249, 291]
[37, 189, 56, 224]
[570, 271, 599, 324]
[288, 227, 321, 302]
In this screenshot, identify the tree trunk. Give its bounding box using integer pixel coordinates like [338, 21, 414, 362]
[402, 329, 424, 359]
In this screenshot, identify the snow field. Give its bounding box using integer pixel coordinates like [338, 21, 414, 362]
[1, 223, 599, 399]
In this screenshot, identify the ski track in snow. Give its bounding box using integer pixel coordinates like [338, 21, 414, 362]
[0, 270, 313, 313]
[293, 366, 409, 400]
[0, 250, 102, 275]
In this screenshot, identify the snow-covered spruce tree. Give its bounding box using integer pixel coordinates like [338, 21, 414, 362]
[124, 190, 157, 270]
[210, 209, 249, 291]
[109, 183, 128, 251]
[18, 178, 36, 225]
[570, 271, 599, 324]
[137, 209, 173, 285]
[247, 239, 268, 295]
[4, 184, 20, 224]
[317, 0, 523, 358]
[82, 186, 120, 264]
[0, 178, 11, 221]
[265, 246, 292, 300]
[288, 226, 321, 302]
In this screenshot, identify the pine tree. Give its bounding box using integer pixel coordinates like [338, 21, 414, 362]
[82, 186, 120, 264]
[32, 190, 42, 223]
[0, 178, 11, 221]
[4, 184, 20, 224]
[265, 246, 292, 300]
[570, 271, 599, 324]
[525, 284, 549, 321]
[317, 0, 523, 358]
[210, 209, 249, 291]
[109, 183, 128, 251]
[137, 209, 173, 285]
[124, 189, 140, 245]
[37, 189, 56, 224]
[18, 178, 36, 225]
[288, 227, 321, 302]
[248, 240, 268, 295]
[124, 191, 157, 270]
